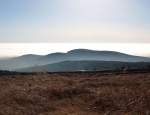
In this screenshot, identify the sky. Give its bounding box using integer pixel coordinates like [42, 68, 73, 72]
[0, 0, 150, 57]
[0, 43, 150, 57]
[0, 0, 150, 42]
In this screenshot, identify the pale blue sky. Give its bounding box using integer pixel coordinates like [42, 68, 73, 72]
[0, 0, 150, 42]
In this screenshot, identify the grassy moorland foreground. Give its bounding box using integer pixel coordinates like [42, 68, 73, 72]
[0, 72, 150, 115]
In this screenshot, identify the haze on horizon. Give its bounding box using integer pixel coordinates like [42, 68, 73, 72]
[0, 0, 150, 43]
[0, 43, 150, 58]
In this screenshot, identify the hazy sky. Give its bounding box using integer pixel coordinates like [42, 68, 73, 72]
[0, 43, 150, 57]
[0, 0, 150, 42]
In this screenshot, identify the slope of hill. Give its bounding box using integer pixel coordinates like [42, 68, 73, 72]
[0, 54, 42, 70]
[0, 49, 150, 71]
[18, 61, 150, 72]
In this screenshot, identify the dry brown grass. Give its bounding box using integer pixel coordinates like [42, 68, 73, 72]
[0, 72, 150, 115]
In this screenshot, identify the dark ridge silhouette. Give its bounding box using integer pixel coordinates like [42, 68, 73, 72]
[17, 61, 150, 72]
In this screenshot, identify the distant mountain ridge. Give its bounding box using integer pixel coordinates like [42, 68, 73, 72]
[0, 49, 150, 71]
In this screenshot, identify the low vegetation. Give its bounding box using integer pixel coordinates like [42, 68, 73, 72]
[0, 72, 150, 115]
